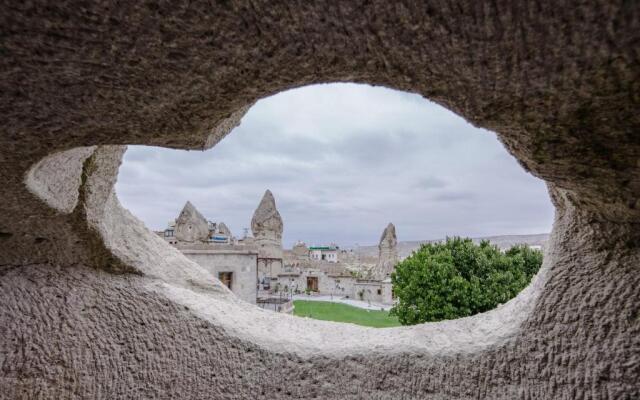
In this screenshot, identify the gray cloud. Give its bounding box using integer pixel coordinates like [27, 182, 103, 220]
[116, 83, 554, 247]
[415, 176, 448, 190]
[432, 191, 474, 202]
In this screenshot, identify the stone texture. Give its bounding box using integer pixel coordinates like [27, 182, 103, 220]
[217, 222, 231, 237]
[371, 223, 399, 280]
[251, 189, 284, 259]
[0, 1, 639, 399]
[175, 201, 210, 243]
[251, 190, 283, 241]
[24, 146, 97, 214]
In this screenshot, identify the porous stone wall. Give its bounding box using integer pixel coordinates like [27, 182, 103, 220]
[1, 2, 638, 399]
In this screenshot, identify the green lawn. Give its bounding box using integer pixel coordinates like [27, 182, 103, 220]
[293, 300, 401, 328]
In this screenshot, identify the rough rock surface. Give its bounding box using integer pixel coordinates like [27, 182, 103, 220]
[217, 222, 231, 237]
[175, 201, 209, 243]
[0, 2, 639, 399]
[371, 223, 399, 280]
[251, 190, 284, 259]
[251, 190, 284, 240]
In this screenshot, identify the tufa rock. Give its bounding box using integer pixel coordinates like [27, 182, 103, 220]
[251, 190, 283, 240]
[251, 190, 283, 258]
[371, 223, 398, 280]
[217, 222, 231, 237]
[174, 201, 209, 243]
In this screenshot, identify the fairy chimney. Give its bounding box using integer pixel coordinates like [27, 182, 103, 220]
[371, 223, 398, 280]
[251, 190, 283, 258]
[174, 201, 210, 243]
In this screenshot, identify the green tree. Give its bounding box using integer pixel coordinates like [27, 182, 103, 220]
[390, 237, 543, 325]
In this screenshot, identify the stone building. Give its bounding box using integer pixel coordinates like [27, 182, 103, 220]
[159, 192, 291, 306]
[353, 278, 394, 305]
[279, 224, 399, 305]
[309, 244, 339, 262]
[251, 190, 285, 289]
[159, 197, 398, 307]
[161, 201, 258, 304]
[276, 267, 357, 298]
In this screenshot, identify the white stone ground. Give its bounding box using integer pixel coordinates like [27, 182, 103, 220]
[292, 294, 393, 311]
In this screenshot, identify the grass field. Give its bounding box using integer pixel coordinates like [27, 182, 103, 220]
[293, 300, 401, 328]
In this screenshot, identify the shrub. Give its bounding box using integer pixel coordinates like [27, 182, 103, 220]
[390, 237, 542, 325]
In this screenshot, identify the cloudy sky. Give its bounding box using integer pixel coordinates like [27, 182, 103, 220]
[116, 83, 554, 248]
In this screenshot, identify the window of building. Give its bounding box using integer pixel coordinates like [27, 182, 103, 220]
[377, 288, 382, 295]
[219, 272, 233, 289]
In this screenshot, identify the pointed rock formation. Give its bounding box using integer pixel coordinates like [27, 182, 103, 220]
[251, 190, 283, 258]
[217, 222, 231, 236]
[251, 190, 283, 240]
[371, 223, 398, 280]
[174, 201, 210, 243]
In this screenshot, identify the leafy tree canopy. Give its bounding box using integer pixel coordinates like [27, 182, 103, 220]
[390, 237, 543, 325]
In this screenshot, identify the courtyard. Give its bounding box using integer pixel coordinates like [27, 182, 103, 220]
[293, 300, 400, 328]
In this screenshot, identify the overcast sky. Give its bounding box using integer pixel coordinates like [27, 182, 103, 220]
[116, 83, 554, 248]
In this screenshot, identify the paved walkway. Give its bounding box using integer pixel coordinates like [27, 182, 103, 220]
[292, 294, 393, 311]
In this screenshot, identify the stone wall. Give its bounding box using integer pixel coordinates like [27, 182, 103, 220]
[354, 281, 386, 304]
[322, 276, 357, 299]
[273, 274, 305, 293]
[182, 250, 258, 304]
[1, 2, 638, 399]
[275, 269, 358, 299]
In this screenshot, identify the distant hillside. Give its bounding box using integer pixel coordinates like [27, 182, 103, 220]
[354, 233, 550, 259]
